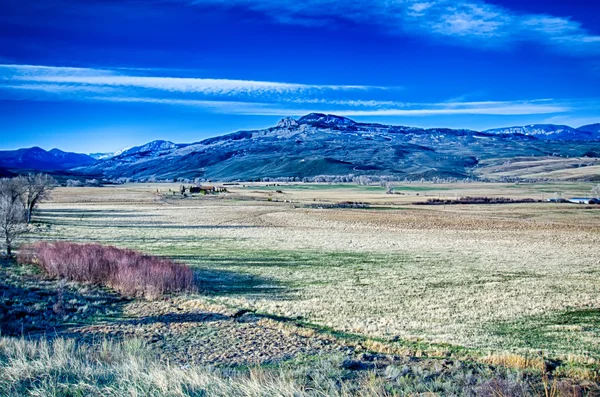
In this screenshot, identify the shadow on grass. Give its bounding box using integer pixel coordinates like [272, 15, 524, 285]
[37, 219, 260, 230]
[116, 312, 230, 326]
[38, 209, 160, 218]
[192, 266, 289, 299]
[0, 261, 129, 337]
[1, 253, 289, 338]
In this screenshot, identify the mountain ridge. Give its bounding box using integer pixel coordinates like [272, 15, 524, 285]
[0, 147, 96, 171]
[77, 114, 600, 181]
[3, 114, 599, 180]
[484, 124, 598, 140]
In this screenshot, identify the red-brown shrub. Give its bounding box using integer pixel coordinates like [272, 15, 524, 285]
[18, 242, 196, 299]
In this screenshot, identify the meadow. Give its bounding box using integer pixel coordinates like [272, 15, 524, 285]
[3, 181, 600, 395]
[31, 184, 600, 357]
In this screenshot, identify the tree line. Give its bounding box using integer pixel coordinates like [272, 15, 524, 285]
[0, 174, 55, 256]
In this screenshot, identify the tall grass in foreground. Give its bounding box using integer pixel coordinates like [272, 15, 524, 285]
[18, 242, 195, 299]
[0, 336, 560, 397]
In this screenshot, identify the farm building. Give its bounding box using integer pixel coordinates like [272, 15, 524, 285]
[189, 186, 215, 194]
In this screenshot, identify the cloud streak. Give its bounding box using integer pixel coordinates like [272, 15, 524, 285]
[181, 0, 600, 56]
[89, 96, 568, 117]
[0, 63, 574, 118]
[0, 64, 380, 97]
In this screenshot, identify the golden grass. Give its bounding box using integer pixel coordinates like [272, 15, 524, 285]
[482, 354, 546, 373]
[28, 183, 600, 367]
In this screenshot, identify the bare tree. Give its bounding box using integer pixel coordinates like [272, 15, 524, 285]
[0, 178, 25, 205]
[16, 173, 56, 223]
[0, 179, 27, 256]
[385, 182, 394, 194]
[592, 184, 600, 200]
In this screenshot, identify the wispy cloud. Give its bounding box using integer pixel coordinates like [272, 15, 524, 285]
[0, 64, 380, 97]
[0, 63, 575, 118]
[180, 0, 600, 56]
[90, 96, 569, 117]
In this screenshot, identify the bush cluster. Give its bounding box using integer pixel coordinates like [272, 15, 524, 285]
[18, 242, 195, 299]
[415, 196, 540, 205]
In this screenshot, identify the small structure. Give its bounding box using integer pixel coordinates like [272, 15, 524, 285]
[189, 185, 215, 194]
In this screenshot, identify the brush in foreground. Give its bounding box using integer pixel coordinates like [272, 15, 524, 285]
[1, 336, 580, 397]
[18, 242, 195, 299]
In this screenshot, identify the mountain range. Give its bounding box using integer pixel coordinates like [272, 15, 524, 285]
[1, 114, 599, 181]
[484, 123, 600, 140]
[0, 147, 96, 172]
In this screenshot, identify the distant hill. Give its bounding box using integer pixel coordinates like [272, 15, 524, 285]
[0, 168, 16, 178]
[484, 124, 597, 140]
[578, 123, 600, 134]
[78, 113, 600, 181]
[0, 147, 96, 172]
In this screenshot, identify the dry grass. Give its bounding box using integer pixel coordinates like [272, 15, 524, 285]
[482, 354, 546, 373]
[27, 183, 600, 366]
[0, 336, 561, 397]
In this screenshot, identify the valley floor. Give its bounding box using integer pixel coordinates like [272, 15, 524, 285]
[2, 181, 600, 395]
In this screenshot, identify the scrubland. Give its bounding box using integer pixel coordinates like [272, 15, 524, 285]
[3, 181, 600, 395]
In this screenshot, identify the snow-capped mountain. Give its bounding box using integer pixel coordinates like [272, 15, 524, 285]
[90, 141, 180, 160]
[117, 140, 180, 157]
[89, 152, 116, 160]
[484, 124, 597, 140]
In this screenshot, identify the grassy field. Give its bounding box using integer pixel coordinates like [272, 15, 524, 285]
[475, 156, 600, 181]
[23, 182, 600, 369]
[239, 181, 596, 203]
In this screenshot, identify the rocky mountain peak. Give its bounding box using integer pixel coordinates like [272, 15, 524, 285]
[277, 117, 299, 129]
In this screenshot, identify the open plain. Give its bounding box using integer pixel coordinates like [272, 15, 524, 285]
[33, 184, 600, 357]
[3, 181, 600, 395]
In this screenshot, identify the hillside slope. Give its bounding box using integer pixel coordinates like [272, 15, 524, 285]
[81, 114, 600, 181]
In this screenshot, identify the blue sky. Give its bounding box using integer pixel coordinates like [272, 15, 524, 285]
[1, 0, 599, 153]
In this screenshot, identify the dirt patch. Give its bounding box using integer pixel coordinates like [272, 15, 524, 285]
[0, 261, 345, 366]
[69, 299, 347, 366]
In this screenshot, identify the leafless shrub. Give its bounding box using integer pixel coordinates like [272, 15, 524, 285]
[18, 242, 196, 299]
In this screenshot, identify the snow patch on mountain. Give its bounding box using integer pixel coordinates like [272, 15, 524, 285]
[484, 124, 595, 140]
